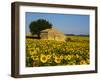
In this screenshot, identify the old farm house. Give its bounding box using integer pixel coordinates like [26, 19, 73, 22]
[40, 28, 65, 41]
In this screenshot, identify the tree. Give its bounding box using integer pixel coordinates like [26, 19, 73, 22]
[29, 19, 52, 38]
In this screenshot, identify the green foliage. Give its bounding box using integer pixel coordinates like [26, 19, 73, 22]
[29, 19, 52, 38]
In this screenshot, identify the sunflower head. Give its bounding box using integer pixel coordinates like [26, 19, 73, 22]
[80, 60, 87, 64]
[40, 54, 48, 63]
[47, 54, 52, 59]
[31, 55, 39, 61]
[54, 57, 61, 64]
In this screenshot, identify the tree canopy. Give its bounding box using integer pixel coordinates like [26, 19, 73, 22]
[29, 19, 52, 38]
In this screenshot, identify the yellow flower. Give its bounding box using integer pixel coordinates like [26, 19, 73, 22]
[47, 54, 51, 59]
[64, 55, 71, 60]
[80, 60, 86, 64]
[76, 54, 79, 58]
[60, 55, 63, 59]
[54, 57, 61, 64]
[29, 50, 37, 55]
[40, 54, 48, 63]
[31, 55, 39, 60]
[36, 48, 39, 51]
[67, 55, 71, 60]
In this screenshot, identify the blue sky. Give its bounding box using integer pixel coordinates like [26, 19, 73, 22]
[26, 12, 89, 35]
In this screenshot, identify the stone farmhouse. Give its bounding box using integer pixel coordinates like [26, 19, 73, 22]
[40, 28, 65, 41]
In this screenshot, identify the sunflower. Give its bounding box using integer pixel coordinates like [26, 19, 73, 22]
[40, 54, 48, 63]
[76, 54, 79, 58]
[29, 50, 37, 56]
[54, 57, 61, 64]
[47, 54, 51, 59]
[80, 60, 86, 64]
[60, 55, 63, 59]
[31, 55, 39, 60]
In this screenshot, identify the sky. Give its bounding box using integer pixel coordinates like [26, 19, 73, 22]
[25, 12, 89, 35]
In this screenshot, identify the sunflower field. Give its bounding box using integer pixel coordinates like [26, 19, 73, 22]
[26, 36, 89, 67]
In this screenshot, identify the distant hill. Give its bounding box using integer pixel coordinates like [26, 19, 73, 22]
[65, 34, 89, 37]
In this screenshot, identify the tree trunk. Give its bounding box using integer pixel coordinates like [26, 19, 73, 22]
[37, 33, 41, 39]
